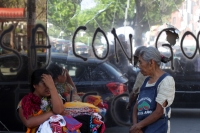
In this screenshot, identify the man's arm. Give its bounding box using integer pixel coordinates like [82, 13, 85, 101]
[126, 88, 139, 110]
[133, 101, 138, 125]
[127, 72, 146, 109]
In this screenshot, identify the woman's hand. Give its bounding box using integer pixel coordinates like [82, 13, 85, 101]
[129, 124, 143, 133]
[41, 74, 55, 91]
[42, 74, 64, 114]
[64, 69, 77, 90]
[64, 69, 70, 78]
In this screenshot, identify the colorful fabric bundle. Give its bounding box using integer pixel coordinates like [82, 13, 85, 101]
[62, 127, 81, 133]
[89, 116, 100, 133]
[21, 93, 41, 119]
[90, 113, 106, 133]
[99, 101, 109, 110]
[50, 122, 63, 133]
[36, 115, 82, 133]
[63, 115, 82, 131]
[86, 95, 108, 109]
[49, 115, 66, 126]
[36, 115, 66, 133]
[64, 102, 100, 117]
[85, 95, 108, 116]
[99, 123, 106, 133]
[86, 95, 102, 106]
[73, 114, 105, 133]
[64, 102, 100, 111]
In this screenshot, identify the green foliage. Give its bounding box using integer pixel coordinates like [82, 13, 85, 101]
[142, 0, 184, 25]
[76, 0, 135, 32]
[0, 0, 25, 8]
[1, 0, 185, 36]
[48, 0, 81, 34]
[47, 26, 61, 38]
[36, 1, 47, 22]
[73, 32, 103, 46]
[76, 36, 89, 44]
[47, 0, 184, 38]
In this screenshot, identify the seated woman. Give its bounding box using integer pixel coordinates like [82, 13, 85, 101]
[47, 63, 106, 133]
[130, 47, 175, 133]
[17, 69, 64, 132]
[47, 63, 81, 102]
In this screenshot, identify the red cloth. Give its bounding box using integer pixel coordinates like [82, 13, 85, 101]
[50, 122, 63, 133]
[92, 118, 103, 125]
[98, 102, 108, 110]
[100, 123, 106, 133]
[104, 102, 108, 110]
[21, 93, 41, 119]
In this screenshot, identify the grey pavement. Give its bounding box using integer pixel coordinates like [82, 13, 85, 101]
[105, 108, 200, 133]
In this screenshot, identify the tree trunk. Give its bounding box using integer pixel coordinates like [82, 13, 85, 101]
[134, 26, 143, 46]
[1, 22, 3, 30]
[133, 0, 150, 46]
[0, 22, 3, 35]
[27, 0, 36, 80]
[10, 22, 18, 49]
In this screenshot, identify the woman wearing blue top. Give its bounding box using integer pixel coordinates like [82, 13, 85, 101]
[130, 47, 175, 133]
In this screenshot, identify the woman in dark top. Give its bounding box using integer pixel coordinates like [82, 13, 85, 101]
[130, 47, 175, 133]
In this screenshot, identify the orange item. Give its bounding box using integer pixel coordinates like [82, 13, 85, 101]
[26, 110, 43, 133]
[0, 8, 25, 18]
[86, 95, 102, 106]
[64, 101, 100, 113]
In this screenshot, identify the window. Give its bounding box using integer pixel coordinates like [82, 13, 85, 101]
[49, 57, 69, 70]
[67, 64, 85, 81]
[102, 62, 122, 78]
[90, 66, 109, 81]
[160, 61, 171, 69]
[48, 56, 86, 81]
